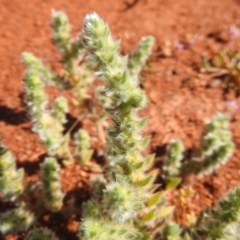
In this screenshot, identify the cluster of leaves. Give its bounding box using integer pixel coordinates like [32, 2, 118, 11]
[0, 10, 157, 240]
[160, 113, 236, 239]
[162, 139, 184, 188]
[163, 113, 234, 185]
[193, 187, 240, 239]
[203, 50, 240, 91]
[196, 113, 235, 176]
[0, 10, 239, 240]
[78, 13, 173, 240]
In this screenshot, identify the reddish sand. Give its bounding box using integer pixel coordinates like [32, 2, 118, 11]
[1, 0, 240, 239]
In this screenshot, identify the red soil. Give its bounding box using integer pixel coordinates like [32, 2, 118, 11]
[1, 0, 240, 239]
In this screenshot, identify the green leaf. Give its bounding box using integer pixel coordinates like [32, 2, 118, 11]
[134, 161, 144, 170]
[156, 206, 174, 219]
[140, 136, 151, 149]
[81, 149, 94, 164]
[143, 154, 155, 170]
[141, 209, 155, 222]
[138, 117, 148, 129]
[138, 170, 157, 188]
[147, 192, 163, 207]
[166, 177, 182, 191]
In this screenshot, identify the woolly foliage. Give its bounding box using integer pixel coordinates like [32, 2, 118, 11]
[22, 67, 68, 156]
[74, 129, 93, 164]
[0, 204, 34, 234]
[40, 157, 65, 211]
[194, 187, 240, 240]
[162, 139, 184, 182]
[0, 144, 24, 201]
[128, 36, 155, 76]
[197, 113, 234, 176]
[22, 52, 64, 88]
[79, 12, 171, 240]
[51, 10, 94, 97]
[162, 221, 183, 240]
[79, 217, 142, 240]
[26, 227, 59, 240]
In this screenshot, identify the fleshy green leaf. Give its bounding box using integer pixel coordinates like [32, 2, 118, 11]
[147, 192, 163, 207]
[166, 177, 182, 191]
[156, 206, 174, 219]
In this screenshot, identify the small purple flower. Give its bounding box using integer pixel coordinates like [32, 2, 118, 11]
[228, 25, 240, 37]
[174, 42, 185, 50]
[224, 100, 239, 113]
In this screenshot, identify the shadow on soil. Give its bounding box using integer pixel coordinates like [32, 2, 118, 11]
[0, 106, 28, 125]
